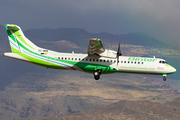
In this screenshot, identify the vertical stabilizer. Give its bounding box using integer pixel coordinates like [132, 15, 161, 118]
[6, 24, 39, 53]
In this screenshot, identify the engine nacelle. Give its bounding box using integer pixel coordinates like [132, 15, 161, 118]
[98, 49, 117, 58]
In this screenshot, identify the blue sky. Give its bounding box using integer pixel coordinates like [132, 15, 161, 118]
[1, 0, 180, 46]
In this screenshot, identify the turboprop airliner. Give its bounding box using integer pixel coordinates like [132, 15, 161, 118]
[4, 24, 176, 81]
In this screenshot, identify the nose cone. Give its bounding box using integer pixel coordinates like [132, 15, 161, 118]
[169, 65, 176, 73]
[166, 64, 176, 74]
[172, 67, 176, 73]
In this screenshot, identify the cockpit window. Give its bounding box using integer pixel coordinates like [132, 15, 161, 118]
[159, 60, 168, 64]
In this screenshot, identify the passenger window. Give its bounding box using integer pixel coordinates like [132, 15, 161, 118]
[142, 62, 144, 64]
[93, 59, 95, 62]
[62, 57, 63, 60]
[79, 58, 81, 61]
[114, 60, 116, 62]
[72, 58, 74, 60]
[75, 58, 77, 60]
[134, 62, 136, 64]
[100, 60, 102, 62]
[131, 61, 133, 64]
[128, 61, 130, 63]
[121, 61, 123, 63]
[111, 60, 113, 62]
[138, 62, 140, 64]
[89, 59, 91, 61]
[58, 57, 60, 59]
[159, 61, 162, 63]
[107, 60, 109, 62]
[68, 58, 70, 60]
[104, 60, 106, 62]
[86, 59, 88, 61]
[82, 59, 84, 61]
[124, 61, 126, 63]
[96, 59, 99, 62]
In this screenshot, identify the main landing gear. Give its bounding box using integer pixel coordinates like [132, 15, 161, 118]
[163, 74, 167, 81]
[93, 69, 102, 80]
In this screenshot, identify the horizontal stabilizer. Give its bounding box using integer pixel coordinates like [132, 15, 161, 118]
[6, 24, 20, 31]
[4, 52, 30, 62]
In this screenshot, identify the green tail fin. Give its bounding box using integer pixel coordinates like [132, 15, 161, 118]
[6, 24, 39, 53]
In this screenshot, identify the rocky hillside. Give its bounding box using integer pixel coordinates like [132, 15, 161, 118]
[1, 71, 180, 120]
[13, 98, 180, 120]
[41, 100, 180, 120]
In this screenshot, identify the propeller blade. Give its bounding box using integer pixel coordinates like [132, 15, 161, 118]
[117, 43, 122, 56]
[117, 43, 122, 66]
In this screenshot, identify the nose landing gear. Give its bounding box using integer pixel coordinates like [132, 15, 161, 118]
[163, 77, 166, 81]
[93, 69, 102, 80]
[162, 74, 167, 81]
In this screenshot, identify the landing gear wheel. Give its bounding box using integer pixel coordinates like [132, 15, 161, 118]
[93, 69, 102, 80]
[94, 75, 100, 80]
[163, 77, 166, 81]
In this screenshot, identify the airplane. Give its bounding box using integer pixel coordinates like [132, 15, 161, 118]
[4, 24, 176, 81]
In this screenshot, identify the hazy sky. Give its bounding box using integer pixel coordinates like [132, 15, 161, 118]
[1, 0, 180, 46]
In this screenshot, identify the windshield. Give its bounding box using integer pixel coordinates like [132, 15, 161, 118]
[159, 60, 168, 64]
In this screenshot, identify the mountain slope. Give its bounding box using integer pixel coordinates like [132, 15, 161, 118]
[20, 100, 180, 120]
[2, 70, 180, 120]
[165, 97, 180, 111]
[24, 28, 171, 49]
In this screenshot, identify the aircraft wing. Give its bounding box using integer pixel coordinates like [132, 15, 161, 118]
[87, 38, 105, 56]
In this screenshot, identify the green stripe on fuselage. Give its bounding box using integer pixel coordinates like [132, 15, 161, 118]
[62, 60, 117, 73]
[10, 46, 66, 69]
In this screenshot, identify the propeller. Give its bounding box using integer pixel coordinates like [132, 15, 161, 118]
[117, 43, 122, 66]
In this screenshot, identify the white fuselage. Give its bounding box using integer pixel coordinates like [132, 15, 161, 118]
[42, 50, 176, 75]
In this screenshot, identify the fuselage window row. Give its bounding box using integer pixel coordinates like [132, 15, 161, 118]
[56, 57, 144, 64]
[57, 57, 117, 63]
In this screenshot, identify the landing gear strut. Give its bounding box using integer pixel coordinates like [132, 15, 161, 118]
[93, 69, 102, 80]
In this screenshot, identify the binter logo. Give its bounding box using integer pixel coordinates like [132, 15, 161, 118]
[128, 57, 157, 62]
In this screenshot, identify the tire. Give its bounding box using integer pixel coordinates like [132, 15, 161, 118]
[94, 75, 100, 80]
